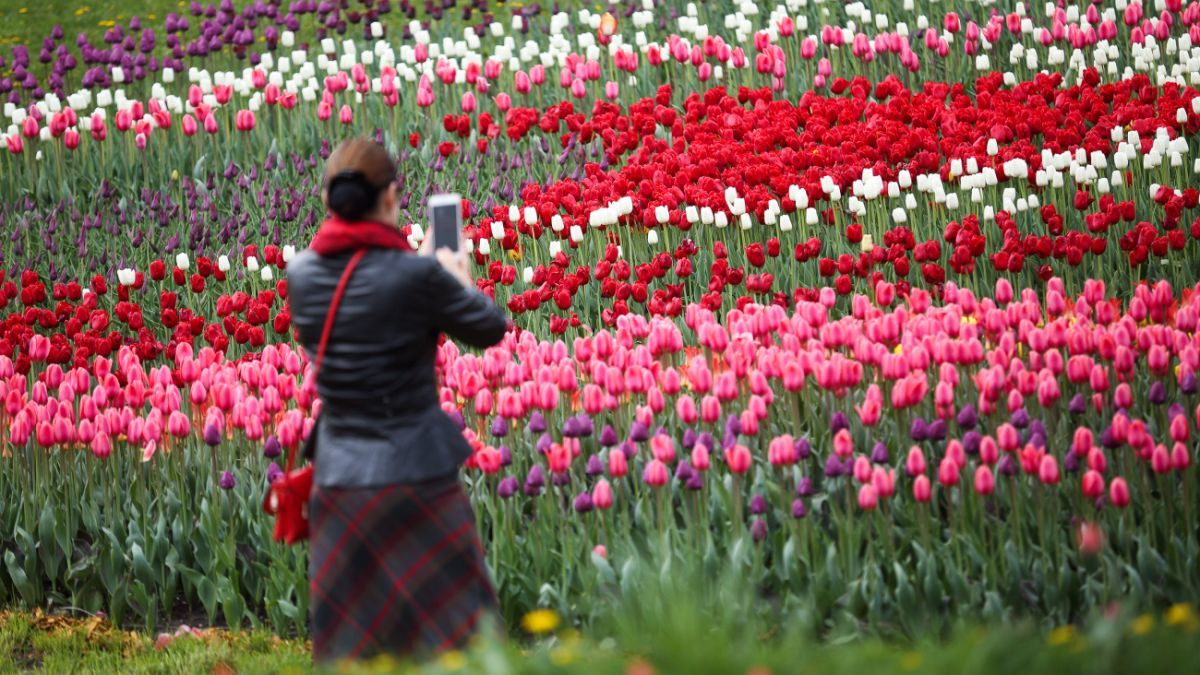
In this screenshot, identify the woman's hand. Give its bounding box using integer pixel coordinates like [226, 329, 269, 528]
[435, 248, 474, 289]
[417, 232, 434, 257]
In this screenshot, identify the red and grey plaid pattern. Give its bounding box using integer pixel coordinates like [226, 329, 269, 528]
[308, 475, 498, 664]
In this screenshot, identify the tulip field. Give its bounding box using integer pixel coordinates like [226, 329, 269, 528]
[2, 0, 1200, 659]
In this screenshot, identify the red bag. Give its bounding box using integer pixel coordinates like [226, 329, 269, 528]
[263, 249, 367, 544]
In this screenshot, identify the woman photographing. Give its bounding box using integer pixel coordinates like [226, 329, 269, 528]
[287, 138, 507, 663]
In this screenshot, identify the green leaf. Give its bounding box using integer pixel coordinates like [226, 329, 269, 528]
[590, 551, 616, 585]
[4, 550, 36, 605]
[223, 591, 246, 630]
[277, 599, 300, 620]
[130, 543, 155, 588]
[196, 577, 219, 625]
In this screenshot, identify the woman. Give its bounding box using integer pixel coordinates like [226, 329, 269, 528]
[287, 138, 508, 664]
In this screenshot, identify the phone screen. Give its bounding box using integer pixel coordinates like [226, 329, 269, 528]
[431, 201, 460, 251]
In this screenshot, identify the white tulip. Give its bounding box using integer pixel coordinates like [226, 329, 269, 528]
[779, 214, 792, 232]
[218, 256, 231, 272]
[655, 205, 669, 224]
[549, 241, 562, 257]
[479, 238, 492, 256]
[175, 253, 191, 270]
[523, 207, 538, 225]
[246, 256, 260, 272]
[647, 230, 659, 245]
[570, 225, 584, 243]
[490, 221, 505, 240]
[523, 267, 534, 284]
[261, 267, 274, 281]
[117, 268, 136, 286]
[714, 211, 728, 228]
[551, 215, 565, 232]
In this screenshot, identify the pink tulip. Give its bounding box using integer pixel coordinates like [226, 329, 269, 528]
[853, 455, 873, 483]
[1172, 442, 1192, 471]
[651, 434, 676, 463]
[691, 444, 710, 472]
[857, 484, 878, 511]
[979, 436, 999, 465]
[593, 479, 614, 510]
[906, 446, 927, 476]
[461, 91, 476, 113]
[913, 474, 932, 503]
[767, 435, 796, 467]
[872, 467, 896, 499]
[338, 105, 354, 125]
[725, 444, 752, 474]
[608, 449, 628, 477]
[974, 465, 995, 495]
[833, 428, 853, 458]
[643, 459, 669, 486]
[937, 456, 961, 487]
[1038, 454, 1061, 485]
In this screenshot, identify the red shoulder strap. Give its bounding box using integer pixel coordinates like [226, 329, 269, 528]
[289, 248, 367, 472]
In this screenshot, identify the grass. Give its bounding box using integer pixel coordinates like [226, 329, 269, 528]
[1, 604, 1199, 674]
[0, 1, 218, 48]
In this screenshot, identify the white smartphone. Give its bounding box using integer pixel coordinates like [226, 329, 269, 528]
[428, 193, 462, 251]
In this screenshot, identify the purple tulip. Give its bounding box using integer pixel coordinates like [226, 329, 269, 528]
[266, 462, 283, 484]
[219, 470, 236, 490]
[263, 435, 281, 458]
[956, 404, 978, 429]
[997, 453, 1018, 477]
[528, 411, 547, 434]
[910, 418, 928, 442]
[751, 518, 768, 543]
[674, 459, 694, 483]
[499, 445, 512, 467]
[620, 440, 637, 459]
[629, 420, 650, 442]
[586, 454, 603, 477]
[927, 419, 947, 442]
[794, 437, 811, 460]
[1149, 381, 1167, 405]
[203, 422, 222, 447]
[830, 411, 849, 433]
[1064, 451, 1080, 473]
[573, 492, 594, 513]
[497, 476, 518, 499]
[796, 477, 814, 497]
[551, 471, 570, 487]
[962, 430, 982, 455]
[870, 442, 889, 464]
[1181, 371, 1198, 395]
[681, 428, 698, 450]
[724, 414, 742, 437]
[491, 416, 508, 438]
[685, 473, 704, 491]
[1169, 403, 1186, 420]
[749, 494, 767, 515]
[1068, 394, 1087, 415]
[824, 454, 846, 478]
[1010, 408, 1030, 429]
[791, 499, 807, 519]
[535, 433, 552, 454]
[599, 424, 619, 447]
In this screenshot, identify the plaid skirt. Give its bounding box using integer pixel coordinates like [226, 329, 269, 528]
[308, 474, 498, 664]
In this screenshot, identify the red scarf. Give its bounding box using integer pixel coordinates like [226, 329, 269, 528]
[309, 216, 412, 256]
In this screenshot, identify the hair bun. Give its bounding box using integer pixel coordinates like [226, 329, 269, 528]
[327, 171, 375, 220]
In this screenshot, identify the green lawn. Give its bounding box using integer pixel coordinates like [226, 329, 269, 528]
[2, 606, 1200, 674]
[0, 1, 204, 47]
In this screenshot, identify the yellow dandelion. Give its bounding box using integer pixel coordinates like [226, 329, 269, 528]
[1131, 613, 1155, 636]
[1165, 603, 1199, 630]
[437, 649, 466, 671]
[1047, 625, 1077, 647]
[520, 608, 560, 634]
[899, 652, 922, 671]
[550, 645, 578, 666]
[19, 8, 28, 14]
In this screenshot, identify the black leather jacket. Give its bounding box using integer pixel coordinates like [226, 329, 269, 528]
[287, 247, 508, 487]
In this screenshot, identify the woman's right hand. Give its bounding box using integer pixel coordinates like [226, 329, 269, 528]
[435, 248, 474, 289]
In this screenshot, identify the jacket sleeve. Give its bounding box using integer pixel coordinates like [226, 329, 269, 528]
[424, 259, 509, 348]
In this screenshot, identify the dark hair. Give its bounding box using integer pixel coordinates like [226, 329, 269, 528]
[323, 138, 397, 221]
